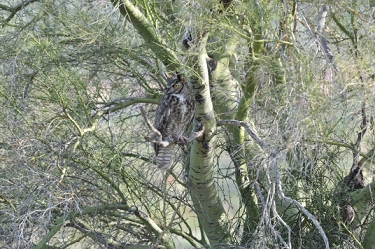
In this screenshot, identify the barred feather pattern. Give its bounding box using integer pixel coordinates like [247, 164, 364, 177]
[153, 74, 195, 170]
[156, 144, 175, 170]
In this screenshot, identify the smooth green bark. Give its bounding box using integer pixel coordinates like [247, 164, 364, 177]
[346, 180, 375, 248]
[111, 0, 181, 71]
[188, 34, 232, 245]
[113, 1, 232, 245]
[363, 215, 375, 249]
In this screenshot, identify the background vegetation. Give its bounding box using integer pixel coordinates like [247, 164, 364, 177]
[1, 0, 375, 248]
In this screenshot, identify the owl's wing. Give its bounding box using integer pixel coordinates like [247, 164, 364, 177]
[153, 99, 171, 154]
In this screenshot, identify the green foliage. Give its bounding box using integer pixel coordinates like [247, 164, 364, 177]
[1, 0, 375, 248]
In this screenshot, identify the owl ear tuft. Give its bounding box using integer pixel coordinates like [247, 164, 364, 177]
[161, 72, 172, 83]
[176, 72, 185, 82]
[164, 72, 171, 79]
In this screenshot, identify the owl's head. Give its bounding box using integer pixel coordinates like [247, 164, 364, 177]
[165, 73, 187, 94]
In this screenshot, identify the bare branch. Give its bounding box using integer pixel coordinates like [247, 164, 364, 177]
[217, 119, 266, 151]
[219, 119, 330, 248]
[140, 106, 162, 138]
[316, 5, 337, 71]
[270, 154, 330, 249]
[352, 101, 368, 170]
[271, 203, 292, 249]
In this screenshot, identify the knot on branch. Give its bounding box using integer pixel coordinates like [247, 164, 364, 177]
[182, 29, 194, 49]
[338, 163, 364, 225]
[340, 196, 355, 225]
[341, 165, 365, 192]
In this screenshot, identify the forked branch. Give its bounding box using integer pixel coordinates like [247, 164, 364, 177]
[218, 119, 330, 249]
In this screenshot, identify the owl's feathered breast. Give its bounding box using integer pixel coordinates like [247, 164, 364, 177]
[154, 94, 194, 148]
[153, 80, 195, 157]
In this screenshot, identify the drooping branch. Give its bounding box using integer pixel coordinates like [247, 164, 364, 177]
[111, 0, 181, 71]
[187, 32, 233, 245]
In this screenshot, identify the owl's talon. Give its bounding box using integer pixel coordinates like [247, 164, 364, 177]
[178, 136, 188, 144]
[160, 140, 171, 147]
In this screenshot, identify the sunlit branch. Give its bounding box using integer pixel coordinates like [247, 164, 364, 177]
[110, 0, 181, 71]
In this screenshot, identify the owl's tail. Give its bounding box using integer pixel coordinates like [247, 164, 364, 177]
[156, 144, 175, 170]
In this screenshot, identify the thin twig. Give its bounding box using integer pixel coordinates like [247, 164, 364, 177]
[219, 119, 330, 248]
[217, 120, 266, 150]
[140, 106, 162, 138]
[340, 222, 364, 249]
[153, 184, 189, 249]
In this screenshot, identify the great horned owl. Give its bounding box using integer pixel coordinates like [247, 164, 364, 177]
[153, 74, 195, 170]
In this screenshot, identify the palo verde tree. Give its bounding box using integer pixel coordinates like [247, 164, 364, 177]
[1, 0, 375, 249]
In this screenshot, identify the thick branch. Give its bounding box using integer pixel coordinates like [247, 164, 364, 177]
[111, 0, 181, 71]
[188, 33, 232, 244]
[363, 213, 375, 249]
[350, 180, 375, 213]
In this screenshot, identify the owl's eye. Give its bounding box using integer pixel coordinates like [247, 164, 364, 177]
[172, 82, 182, 91]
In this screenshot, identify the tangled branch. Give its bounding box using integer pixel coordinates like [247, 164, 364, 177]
[218, 119, 330, 249]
